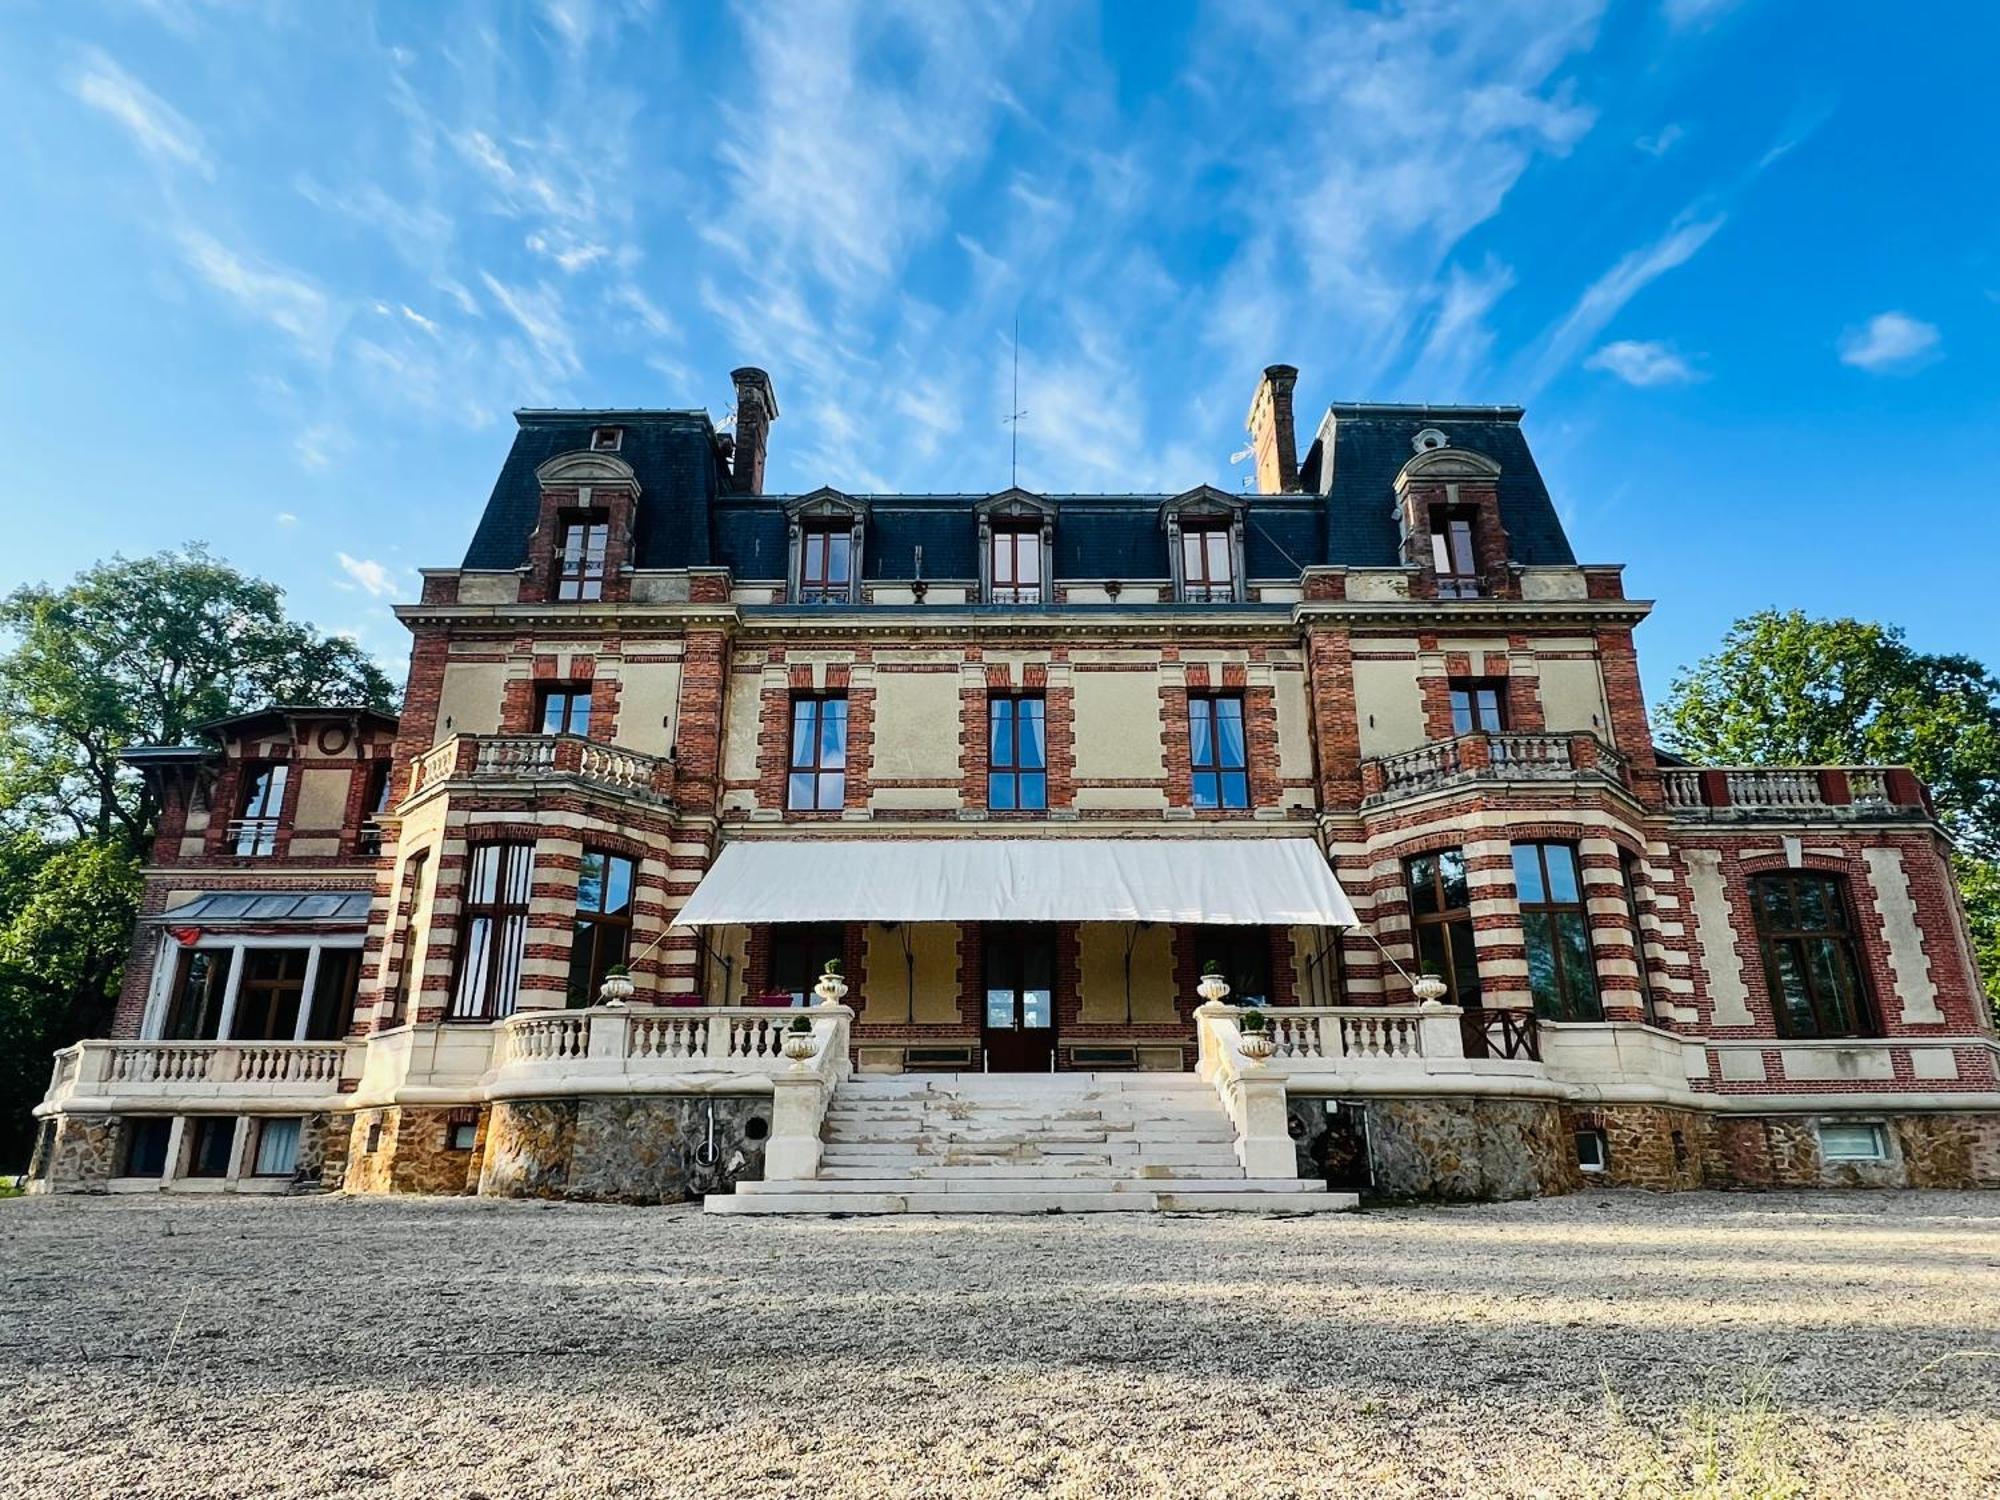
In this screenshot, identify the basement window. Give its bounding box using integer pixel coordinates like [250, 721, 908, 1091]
[1575, 1128, 1609, 1173]
[591, 426, 623, 452]
[1818, 1122, 1888, 1162]
[447, 1118, 478, 1152]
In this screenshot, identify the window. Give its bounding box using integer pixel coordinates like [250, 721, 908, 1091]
[590, 426, 623, 452]
[253, 1118, 302, 1177]
[1513, 843, 1602, 1022]
[233, 762, 287, 855]
[769, 924, 847, 1005]
[1196, 928, 1273, 1006]
[306, 949, 362, 1040]
[187, 1117, 237, 1178]
[798, 524, 853, 605]
[1818, 1122, 1888, 1162]
[787, 696, 848, 811]
[1448, 678, 1507, 735]
[1751, 871, 1876, 1039]
[538, 685, 592, 737]
[567, 850, 636, 1007]
[162, 949, 228, 1040]
[990, 524, 1042, 604]
[231, 949, 310, 1040]
[988, 695, 1047, 811]
[388, 850, 430, 1022]
[556, 517, 609, 601]
[1189, 694, 1250, 810]
[1429, 508, 1481, 598]
[1405, 850, 1481, 1007]
[1180, 521, 1236, 603]
[358, 759, 393, 855]
[1575, 1128, 1609, 1173]
[1619, 851, 1660, 1025]
[447, 1118, 479, 1151]
[123, 1118, 173, 1178]
[452, 843, 534, 1020]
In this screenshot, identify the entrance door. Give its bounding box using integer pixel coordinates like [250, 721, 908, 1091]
[983, 924, 1056, 1071]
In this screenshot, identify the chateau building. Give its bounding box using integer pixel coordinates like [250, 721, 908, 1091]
[29, 364, 2000, 1209]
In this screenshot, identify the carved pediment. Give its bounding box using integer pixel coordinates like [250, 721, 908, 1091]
[975, 488, 1056, 523]
[1159, 484, 1245, 527]
[535, 450, 641, 489]
[785, 487, 868, 522]
[1394, 447, 1501, 491]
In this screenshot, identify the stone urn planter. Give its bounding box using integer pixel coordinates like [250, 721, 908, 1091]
[597, 967, 635, 1006]
[1411, 973, 1450, 1007]
[781, 1018, 818, 1065]
[1236, 1007, 1275, 1062]
[1196, 964, 1232, 1005]
[812, 960, 849, 1007]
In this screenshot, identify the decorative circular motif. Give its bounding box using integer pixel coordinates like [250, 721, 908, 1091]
[1413, 428, 1449, 453]
[315, 725, 353, 756]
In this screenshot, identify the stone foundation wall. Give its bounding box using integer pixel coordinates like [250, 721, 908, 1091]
[27, 1114, 122, 1192]
[341, 1106, 484, 1195]
[480, 1094, 772, 1204]
[1708, 1111, 2000, 1190]
[1291, 1094, 1579, 1202]
[1572, 1104, 1712, 1191]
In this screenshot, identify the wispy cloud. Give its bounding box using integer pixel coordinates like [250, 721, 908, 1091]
[336, 553, 400, 598]
[1524, 213, 1725, 391]
[1586, 339, 1701, 386]
[1636, 123, 1686, 157]
[69, 49, 213, 178]
[479, 272, 580, 379]
[174, 228, 336, 359]
[1839, 311, 1940, 372]
[1663, 0, 1743, 29]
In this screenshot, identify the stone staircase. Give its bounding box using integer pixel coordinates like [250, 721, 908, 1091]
[706, 1072, 1358, 1215]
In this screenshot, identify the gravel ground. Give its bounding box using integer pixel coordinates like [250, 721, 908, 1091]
[2, 1190, 1997, 1499]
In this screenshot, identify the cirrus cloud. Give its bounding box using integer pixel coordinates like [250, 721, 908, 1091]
[1838, 311, 1940, 373]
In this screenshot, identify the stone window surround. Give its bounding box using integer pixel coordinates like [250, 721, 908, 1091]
[139, 932, 366, 1043]
[785, 491, 868, 605]
[974, 491, 1056, 605]
[1160, 487, 1248, 604]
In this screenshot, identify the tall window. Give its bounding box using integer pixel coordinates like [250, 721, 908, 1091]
[567, 850, 635, 1007]
[787, 696, 848, 811]
[1405, 850, 1481, 1007]
[799, 524, 853, 605]
[1180, 522, 1236, 603]
[990, 524, 1042, 604]
[358, 759, 393, 856]
[988, 695, 1047, 811]
[1619, 851, 1660, 1025]
[1513, 842, 1602, 1021]
[1197, 928, 1273, 1006]
[538, 685, 592, 736]
[556, 517, 609, 601]
[1189, 694, 1250, 810]
[452, 843, 534, 1020]
[1751, 871, 1876, 1038]
[163, 949, 228, 1040]
[306, 950, 362, 1039]
[233, 762, 287, 856]
[388, 849, 430, 1022]
[1448, 678, 1507, 734]
[231, 950, 310, 1040]
[1429, 508, 1481, 598]
[770, 923, 846, 1005]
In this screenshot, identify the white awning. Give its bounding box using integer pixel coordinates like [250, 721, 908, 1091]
[673, 838, 1357, 928]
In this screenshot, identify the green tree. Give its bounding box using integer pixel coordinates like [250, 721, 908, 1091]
[0, 545, 396, 852]
[1658, 610, 2000, 1019]
[0, 547, 398, 1168]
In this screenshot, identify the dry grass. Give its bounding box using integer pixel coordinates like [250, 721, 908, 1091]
[1, 1189, 1996, 1498]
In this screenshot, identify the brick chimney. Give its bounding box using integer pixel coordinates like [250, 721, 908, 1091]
[1245, 364, 1300, 494]
[729, 367, 779, 495]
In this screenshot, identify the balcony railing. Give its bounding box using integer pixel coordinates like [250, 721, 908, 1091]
[407, 734, 673, 804]
[228, 818, 283, 856]
[485, 1004, 854, 1099]
[1660, 766, 1927, 818]
[1364, 732, 1627, 803]
[39, 1039, 362, 1115]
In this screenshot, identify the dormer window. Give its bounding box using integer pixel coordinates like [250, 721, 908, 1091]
[990, 521, 1042, 605]
[556, 515, 609, 601]
[1430, 507, 1481, 599]
[786, 491, 866, 606]
[1162, 489, 1246, 604]
[590, 426, 623, 452]
[976, 492, 1055, 607]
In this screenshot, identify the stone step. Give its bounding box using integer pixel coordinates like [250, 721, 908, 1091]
[816, 1162, 1237, 1181]
[736, 1184, 1312, 1208]
[821, 1128, 1236, 1146]
[706, 1189, 1357, 1216]
[819, 1143, 1241, 1165]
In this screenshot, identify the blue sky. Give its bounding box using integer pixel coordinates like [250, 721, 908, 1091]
[1, 1, 1995, 701]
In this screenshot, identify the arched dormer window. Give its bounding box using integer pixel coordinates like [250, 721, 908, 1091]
[785, 490, 867, 606]
[528, 450, 640, 605]
[975, 490, 1055, 605]
[1162, 487, 1247, 604]
[1391, 446, 1506, 601]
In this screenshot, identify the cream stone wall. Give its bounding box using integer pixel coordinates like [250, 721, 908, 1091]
[719, 672, 766, 807]
[437, 661, 508, 740]
[1077, 923, 1176, 1023]
[1273, 670, 1313, 783]
[456, 572, 520, 605]
[1354, 658, 1426, 758]
[708, 923, 751, 1006]
[294, 768, 351, 831]
[870, 672, 964, 780]
[1072, 672, 1167, 781]
[615, 660, 682, 754]
[861, 922, 962, 1024]
[1537, 656, 1610, 735]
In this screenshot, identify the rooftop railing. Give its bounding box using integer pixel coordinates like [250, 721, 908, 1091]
[406, 734, 674, 805]
[1363, 731, 1627, 803]
[1660, 766, 1928, 818]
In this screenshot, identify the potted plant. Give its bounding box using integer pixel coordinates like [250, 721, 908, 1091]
[781, 1012, 818, 1064]
[1196, 959, 1232, 1005]
[1235, 1004, 1276, 1061]
[812, 957, 849, 1007]
[597, 963, 635, 1006]
[1411, 964, 1450, 1007]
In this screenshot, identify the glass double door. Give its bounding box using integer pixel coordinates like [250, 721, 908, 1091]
[983, 924, 1056, 1071]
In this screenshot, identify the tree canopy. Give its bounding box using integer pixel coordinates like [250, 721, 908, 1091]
[0, 545, 396, 853]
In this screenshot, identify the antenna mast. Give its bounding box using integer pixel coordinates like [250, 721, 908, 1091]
[1005, 314, 1027, 488]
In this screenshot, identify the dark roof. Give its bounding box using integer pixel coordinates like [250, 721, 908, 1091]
[458, 403, 1577, 579]
[150, 891, 374, 925]
[1318, 404, 1576, 568]
[196, 706, 400, 734]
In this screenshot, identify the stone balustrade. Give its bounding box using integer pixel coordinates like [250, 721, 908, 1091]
[484, 1004, 853, 1099]
[39, 1039, 361, 1116]
[1363, 732, 1627, 803]
[1660, 765, 1927, 819]
[405, 733, 675, 804]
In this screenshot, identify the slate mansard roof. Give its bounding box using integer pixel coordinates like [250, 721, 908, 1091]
[460, 403, 1577, 580]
